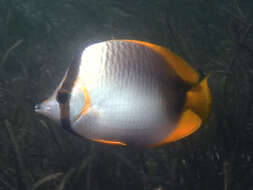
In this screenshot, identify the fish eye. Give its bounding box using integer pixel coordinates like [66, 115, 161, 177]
[57, 91, 69, 104]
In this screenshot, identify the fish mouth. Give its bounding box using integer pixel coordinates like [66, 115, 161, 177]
[34, 101, 52, 115]
[34, 104, 41, 112]
[34, 98, 61, 123]
[34, 103, 50, 113]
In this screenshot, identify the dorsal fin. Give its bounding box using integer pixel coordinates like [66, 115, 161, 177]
[123, 40, 199, 85]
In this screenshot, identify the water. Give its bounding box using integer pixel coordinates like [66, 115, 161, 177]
[0, 0, 252, 189]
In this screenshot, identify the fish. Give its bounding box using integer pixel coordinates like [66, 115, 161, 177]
[35, 40, 211, 147]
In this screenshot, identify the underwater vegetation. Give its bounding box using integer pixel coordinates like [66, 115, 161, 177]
[0, 0, 253, 190]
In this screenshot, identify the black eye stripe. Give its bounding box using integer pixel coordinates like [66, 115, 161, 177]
[57, 56, 80, 135]
[57, 91, 70, 104]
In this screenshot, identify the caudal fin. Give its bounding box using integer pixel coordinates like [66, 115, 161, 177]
[185, 75, 212, 122]
[152, 75, 211, 147]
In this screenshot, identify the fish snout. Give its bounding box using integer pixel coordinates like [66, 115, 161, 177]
[34, 101, 51, 114]
[34, 103, 41, 112]
[34, 98, 61, 122]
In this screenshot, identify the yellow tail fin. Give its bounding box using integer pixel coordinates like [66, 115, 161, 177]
[185, 75, 212, 122]
[152, 75, 211, 147]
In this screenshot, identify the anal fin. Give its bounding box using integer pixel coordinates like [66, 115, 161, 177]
[154, 109, 202, 147]
[92, 138, 126, 146]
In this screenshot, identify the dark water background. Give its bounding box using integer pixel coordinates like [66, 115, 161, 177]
[0, 0, 253, 189]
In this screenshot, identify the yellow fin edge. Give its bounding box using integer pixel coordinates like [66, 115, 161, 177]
[152, 109, 202, 147]
[92, 138, 127, 146]
[123, 40, 199, 85]
[152, 75, 211, 147]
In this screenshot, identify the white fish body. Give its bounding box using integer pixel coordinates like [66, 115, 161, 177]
[35, 40, 211, 147]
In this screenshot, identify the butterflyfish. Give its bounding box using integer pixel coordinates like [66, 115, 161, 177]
[35, 40, 211, 147]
